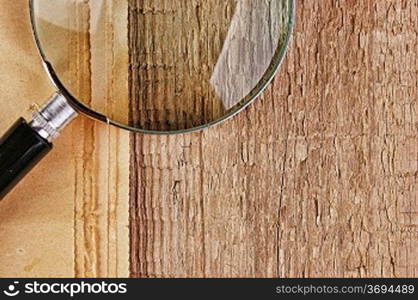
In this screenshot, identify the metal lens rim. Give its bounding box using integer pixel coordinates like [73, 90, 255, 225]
[29, 0, 296, 135]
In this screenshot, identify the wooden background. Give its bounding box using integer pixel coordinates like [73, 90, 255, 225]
[130, 0, 418, 278]
[0, 0, 130, 278]
[0, 0, 417, 278]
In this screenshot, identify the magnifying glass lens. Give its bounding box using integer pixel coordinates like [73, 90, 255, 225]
[32, 0, 292, 132]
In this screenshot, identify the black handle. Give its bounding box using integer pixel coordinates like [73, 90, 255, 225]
[0, 118, 52, 200]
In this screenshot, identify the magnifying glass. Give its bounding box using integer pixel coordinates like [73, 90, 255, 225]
[0, 0, 294, 200]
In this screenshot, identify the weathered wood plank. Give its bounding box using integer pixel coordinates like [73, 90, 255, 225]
[130, 0, 417, 278]
[0, 0, 416, 279]
[0, 1, 130, 278]
[70, 1, 130, 278]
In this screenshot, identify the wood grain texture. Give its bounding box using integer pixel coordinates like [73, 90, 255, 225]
[0, 1, 130, 278]
[130, 0, 418, 278]
[127, 0, 289, 131]
[128, 0, 232, 131]
[68, 1, 130, 278]
[0, 0, 416, 279]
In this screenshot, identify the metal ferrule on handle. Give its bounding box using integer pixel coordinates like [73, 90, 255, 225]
[29, 92, 78, 142]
